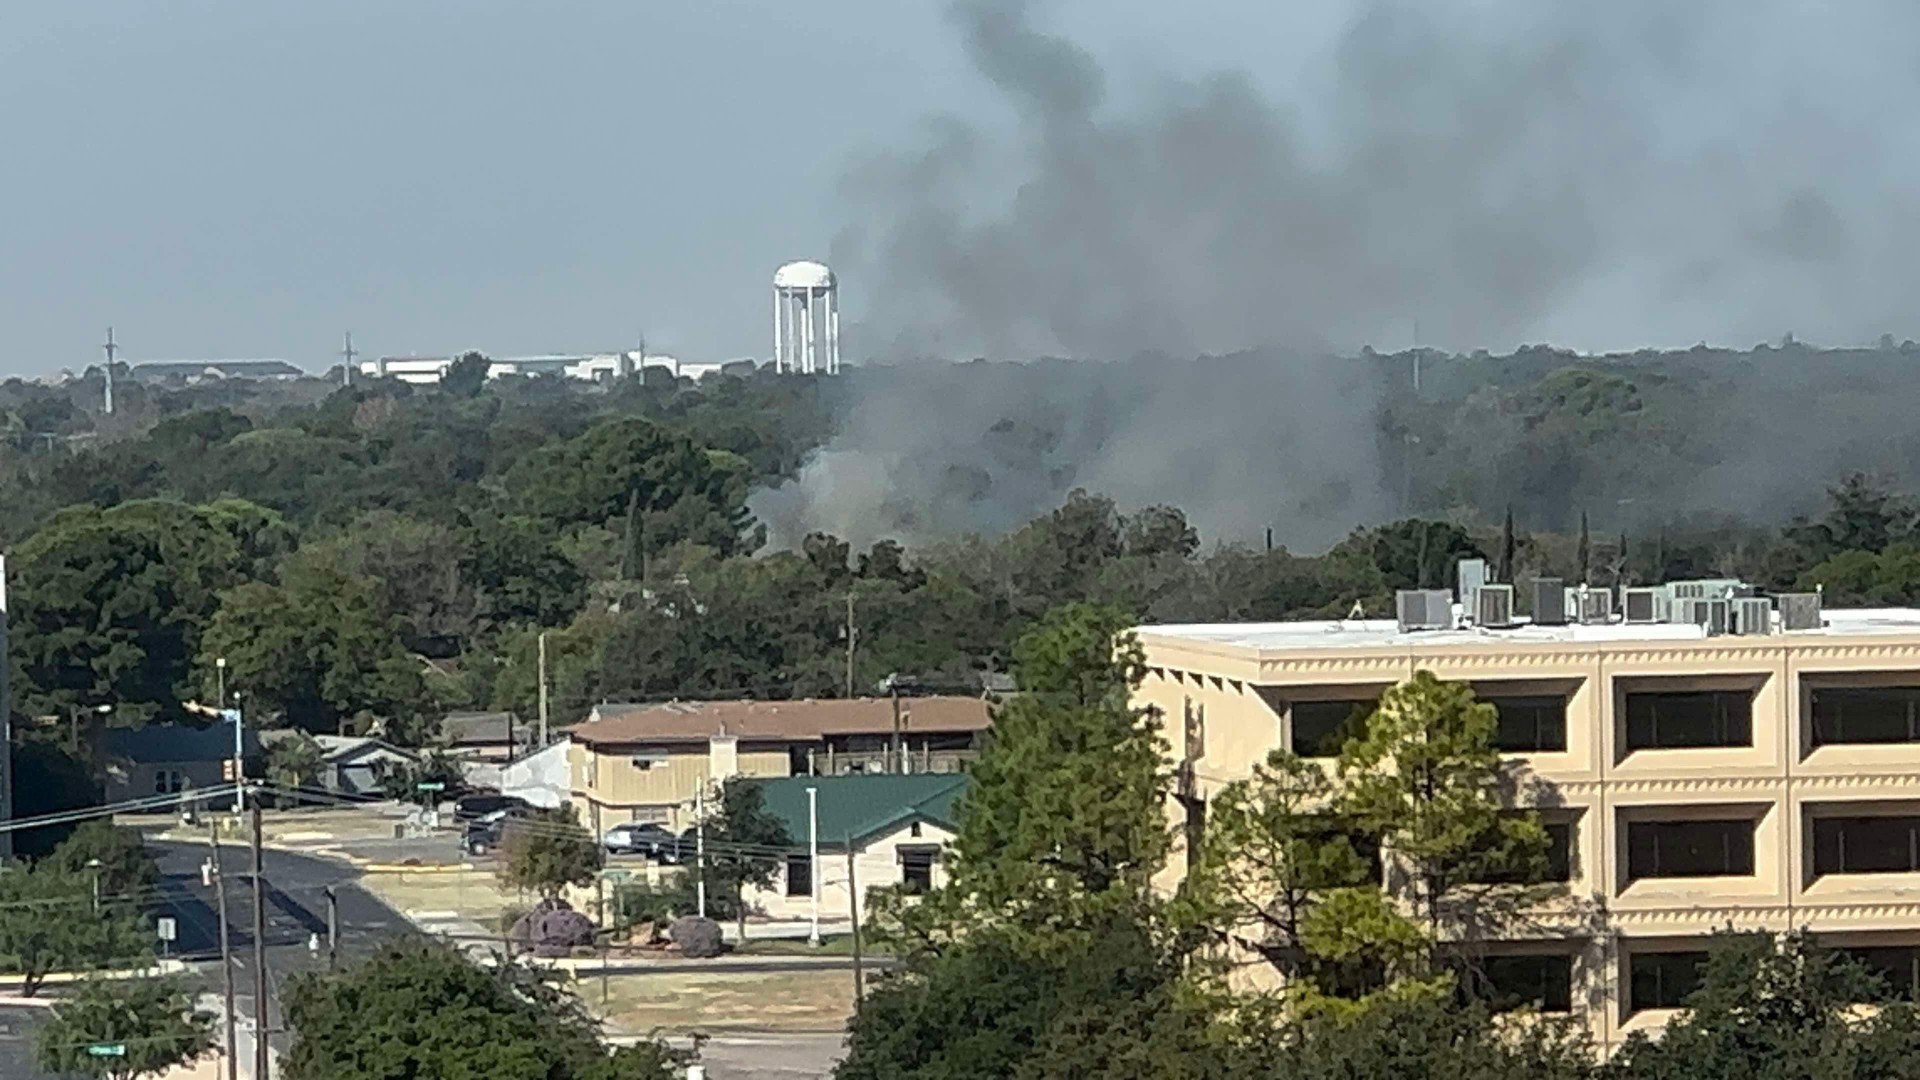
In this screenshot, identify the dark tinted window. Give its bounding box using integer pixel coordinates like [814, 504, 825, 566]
[1813, 817, 1920, 875]
[1488, 695, 1569, 753]
[1291, 700, 1374, 757]
[1625, 691, 1753, 750]
[1459, 953, 1574, 1013]
[1812, 687, 1920, 746]
[1626, 820, 1755, 879]
[785, 854, 812, 897]
[1629, 951, 1708, 1010]
[900, 849, 937, 895]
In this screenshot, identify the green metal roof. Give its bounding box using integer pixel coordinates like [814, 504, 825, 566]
[751, 774, 970, 849]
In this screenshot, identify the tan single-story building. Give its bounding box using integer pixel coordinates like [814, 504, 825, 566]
[566, 696, 991, 837]
[742, 774, 967, 923]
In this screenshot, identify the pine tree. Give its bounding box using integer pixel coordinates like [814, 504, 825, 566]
[1576, 511, 1591, 585]
[1497, 505, 1516, 583]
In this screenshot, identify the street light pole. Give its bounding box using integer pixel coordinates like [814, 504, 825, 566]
[806, 786, 820, 947]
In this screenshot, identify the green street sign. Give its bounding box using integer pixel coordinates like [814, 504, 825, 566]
[87, 1043, 127, 1057]
[416, 782, 446, 792]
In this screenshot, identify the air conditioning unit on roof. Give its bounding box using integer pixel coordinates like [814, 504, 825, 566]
[1579, 587, 1614, 625]
[1622, 586, 1667, 624]
[1395, 589, 1453, 632]
[1476, 584, 1515, 628]
[1732, 597, 1773, 636]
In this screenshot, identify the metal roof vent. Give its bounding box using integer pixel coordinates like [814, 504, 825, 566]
[1533, 577, 1566, 625]
[1732, 597, 1773, 636]
[1579, 586, 1615, 625]
[1700, 597, 1731, 635]
[1622, 586, 1667, 624]
[1395, 589, 1453, 632]
[1458, 557, 1489, 602]
[1476, 584, 1516, 628]
[1778, 592, 1823, 631]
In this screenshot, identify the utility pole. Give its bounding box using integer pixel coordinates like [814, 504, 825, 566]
[694, 782, 707, 919]
[843, 593, 856, 699]
[537, 631, 550, 748]
[846, 838, 864, 1010]
[101, 327, 118, 416]
[324, 887, 338, 972]
[250, 800, 268, 1080]
[209, 819, 237, 1080]
[889, 681, 903, 775]
[340, 331, 358, 387]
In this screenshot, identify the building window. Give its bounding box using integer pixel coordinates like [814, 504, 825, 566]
[899, 848, 938, 895]
[1458, 953, 1574, 1013]
[1473, 819, 1575, 884]
[1842, 945, 1920, 1001]
[1629, 950, 1709, 1011]
[785, 854, 813, 898]
[1812, 816, 1920, 875]
[1291, 700, 1375, 758]
[1624, 690, 1753, 750]
[153, 770, 185, 795]
[1811, 686, 1920, 747]
[1627, 819, 1756, 879]
[1486, 696, 1569, 753]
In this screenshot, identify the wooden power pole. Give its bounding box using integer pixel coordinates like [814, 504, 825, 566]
[209, 820, 237, 1080]
[250, 802, 269, 1080]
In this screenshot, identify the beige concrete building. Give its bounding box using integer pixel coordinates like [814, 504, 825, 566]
[566, 697, 990, 837]
[1136, 605, 1920, 1051]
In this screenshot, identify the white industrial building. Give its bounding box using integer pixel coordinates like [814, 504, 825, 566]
[362, 352, 738, 387]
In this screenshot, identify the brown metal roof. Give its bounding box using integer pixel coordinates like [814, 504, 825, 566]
[571, 696, 993, 746]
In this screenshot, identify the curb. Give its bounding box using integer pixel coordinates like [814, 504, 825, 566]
[360, 862, 478, 875]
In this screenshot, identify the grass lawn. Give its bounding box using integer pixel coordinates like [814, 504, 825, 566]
[358, 868, 517, 929]
[584, 969, 856, 1034]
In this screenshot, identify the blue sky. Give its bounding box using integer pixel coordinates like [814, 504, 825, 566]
[0, 1, 1343, 375]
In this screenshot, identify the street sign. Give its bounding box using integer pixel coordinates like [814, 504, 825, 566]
[156, 916, 177, 942]
[416, 781, 445, 792]
[86, 1044, 127, 1057]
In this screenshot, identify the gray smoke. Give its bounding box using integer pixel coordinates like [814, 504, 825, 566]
[755, 0, 1920, 548]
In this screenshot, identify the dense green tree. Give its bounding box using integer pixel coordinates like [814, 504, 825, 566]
[43, 821, 158, 903]
[497, 806, 603, 903]
[34, 976, 214, 1080]
[0, 862, 151, 996]
[264, 731, 327, 792]
[942, 603, 1166, 919]
[700, 779, 793, 939]
[1338, 519, 1484, 592]
[1334, 672, 1552, 965]
[439, 351, 494, 398]
[281, 941, 679, 1080]
[1609, 931, 1920, 1080]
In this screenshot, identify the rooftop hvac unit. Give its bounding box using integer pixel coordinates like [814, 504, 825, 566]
[1670, 578, 1748, 602]
[1533, 577, 1567, 625]
[1622, 586, 1668, 624]
[1476, 584, 1515, 628]
[1395, 589, 1453, 632]
[1777, 592, 1823, 631]
[1579, 587, 1615, 625]
[1457, 557, 1489, 603]
[1681, 591, 1743, 634]
[1732, 597, 1773, 636]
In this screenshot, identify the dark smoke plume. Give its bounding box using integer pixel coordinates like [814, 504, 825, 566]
[756, 0, 1920, 548]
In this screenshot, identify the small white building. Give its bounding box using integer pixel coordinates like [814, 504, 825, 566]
[742, 774, 966, 923]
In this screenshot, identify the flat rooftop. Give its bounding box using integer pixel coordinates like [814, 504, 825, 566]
[1136, 608, 1920, 653]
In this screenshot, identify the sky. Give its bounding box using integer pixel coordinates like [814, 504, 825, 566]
[0, 0, 1345, 377]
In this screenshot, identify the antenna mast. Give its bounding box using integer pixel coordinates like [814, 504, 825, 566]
[101, 326, 118, 415]
[340, 331, 359, 387]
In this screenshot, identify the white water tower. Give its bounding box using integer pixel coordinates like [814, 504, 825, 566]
[772, 261, 839, 374]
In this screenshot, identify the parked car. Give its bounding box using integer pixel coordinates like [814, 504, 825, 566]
[603, 822, 677, 861]
[462, 805, 535, 855]
[454, 792, 532, 824]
